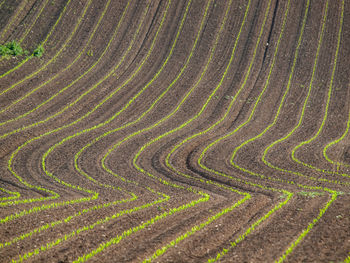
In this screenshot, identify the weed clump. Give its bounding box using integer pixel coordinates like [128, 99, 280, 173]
[0, 41, 44, 58]
[33, 45, 44, 57]
[0, 40, 25, 57]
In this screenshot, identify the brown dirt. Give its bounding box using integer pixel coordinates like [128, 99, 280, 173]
[0, 0, 349, 262]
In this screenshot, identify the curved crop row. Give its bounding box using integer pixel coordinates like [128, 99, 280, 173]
[0, 0, 114, 126]
[0, 0, 348, 262]
[5, 2, 216, 259]
[1, 0, 158, 210]
[0, 0, 72, 79]
[74, 0, 275, 261]
[0, 0, 29, 41]
[0, 0, 49, 63]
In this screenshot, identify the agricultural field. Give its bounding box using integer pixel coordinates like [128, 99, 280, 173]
[0, 0, 349, 262]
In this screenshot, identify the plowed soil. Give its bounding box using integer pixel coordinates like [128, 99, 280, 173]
[0, 0, 349, 262]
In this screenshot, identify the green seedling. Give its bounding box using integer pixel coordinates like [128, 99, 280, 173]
[87, 49, 93, 57]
